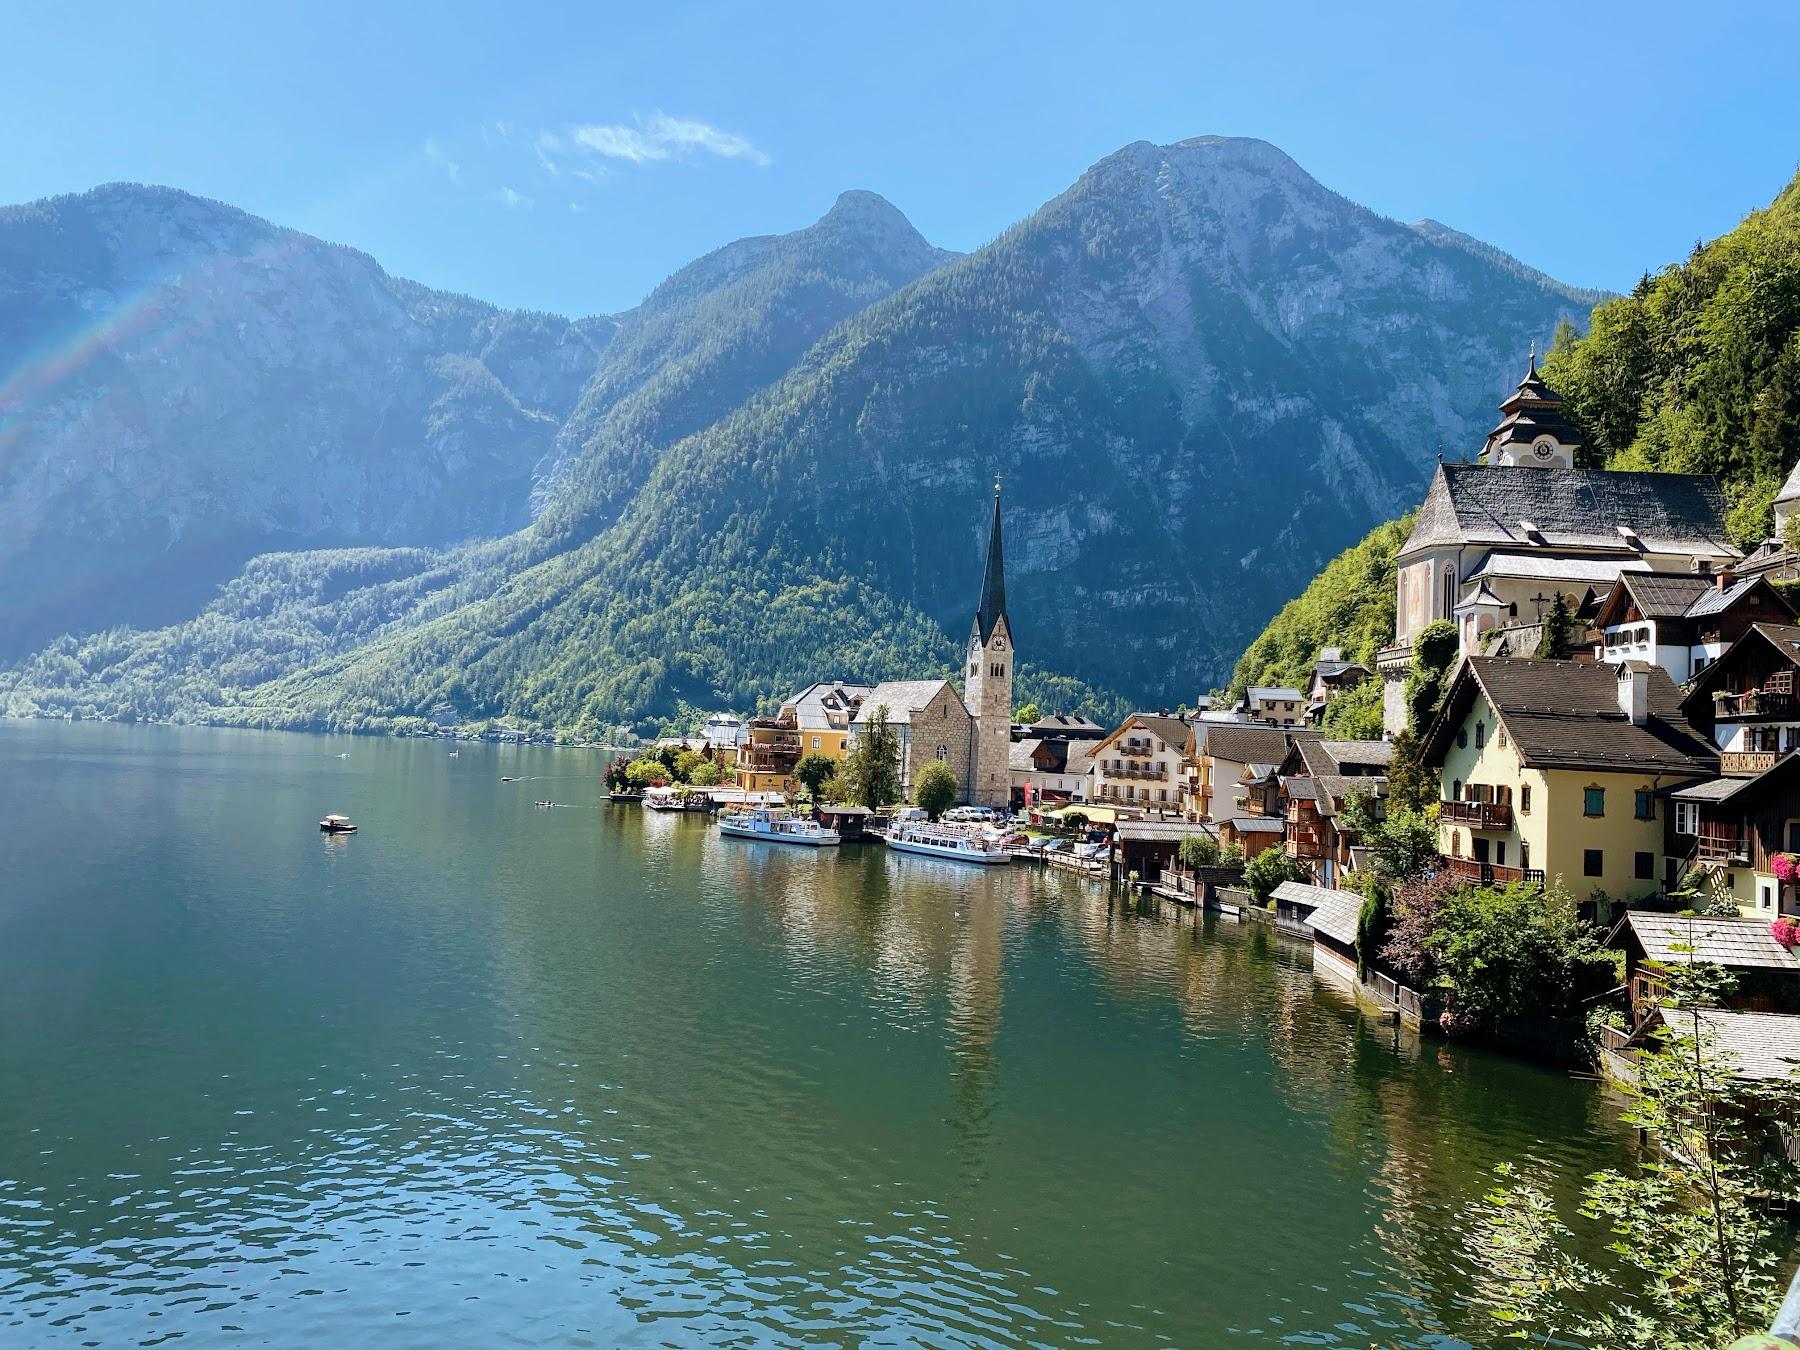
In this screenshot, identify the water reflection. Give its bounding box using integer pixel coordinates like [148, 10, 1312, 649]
[0, 724, 1633, 1347]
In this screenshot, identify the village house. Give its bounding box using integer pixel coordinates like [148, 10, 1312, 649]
[1378, 359, 1738, 732]
[1304, 648, 1371, 724]
[1664, 756, 1800, 915]
[733, 681, 871, 794]
[1017, 713, 1106, 742]
[1610, 911, 1800, 1031]
[1591, 568, 1794, 684]
[1299, 887, 1364, 984]
[1421, 657, 1717, 902]
[1244, 686, 1305, 727]
[1008, 736, 1094, 809]
[1193, 724, 1305, 822]
[1281, 738, 1391, 886]
[1089, 713, 1193, 817]
[1681, 623, 1800, 772]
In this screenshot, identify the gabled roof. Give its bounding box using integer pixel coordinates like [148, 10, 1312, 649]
[1317, 740, 1393, 770]
[1008, 738, 1043, 773]
[1028, 713, 1106, 737]
[1314, 774, 1387, 818]
[1272, 881, 1344, 913]
[1422, 657, 1717, 776]
[1611, 911, 1800, 972]
[1221, 815, 1284, 834]
[1684, 1009, 1800, 1082]
[1203, 724, 1295, 768]
[1682, 623, 1800, 713]
[1247, 686, 1304, 702]
[1302, 889, 1363, 946]
[1094, 713, 1194, 757]
[854, 680, 965, 725]
[1401, 465, 1736, 559]
[1596, 571, 1791, 629]
[781, 680, 874, 730]
[1468, 551, 1652, 586]
[1778, 460, 1800, 507]
[1116, 820, 1217, 843]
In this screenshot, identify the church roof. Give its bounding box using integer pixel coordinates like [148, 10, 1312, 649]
[1778, 459, 1800, 506]
[1401, 465, 1735, 558]
[853, 680, 965, 725]
[974, 488, 1009, 644]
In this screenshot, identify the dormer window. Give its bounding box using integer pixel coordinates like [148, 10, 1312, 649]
[1518, 519, 1546, 546]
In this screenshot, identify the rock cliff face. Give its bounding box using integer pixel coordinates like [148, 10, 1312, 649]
[1, 139, 1606, 728]
[0, 184, 611, 655]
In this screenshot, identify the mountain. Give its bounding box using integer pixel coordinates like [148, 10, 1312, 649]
[2, 137, 1603, 734]
[0, 183, 612, 656]
[1225, 167, 1800, 701]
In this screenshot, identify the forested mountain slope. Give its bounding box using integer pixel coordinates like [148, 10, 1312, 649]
[3, 138, 1601, 734]
[1225, 168, 1800, 697]
[0, 184, 611, 655]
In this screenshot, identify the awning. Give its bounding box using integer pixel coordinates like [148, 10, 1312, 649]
[1045, 804, 1119, 824]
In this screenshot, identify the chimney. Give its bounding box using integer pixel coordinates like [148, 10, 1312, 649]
[1716, 564, 1736, 592]
[1617, 662, 1650, 725]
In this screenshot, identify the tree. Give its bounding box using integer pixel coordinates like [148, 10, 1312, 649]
[1473, 956, 1800, 1347]
[1061, 811, 1089, 833]
[626, 758, 669, 788]
[686, 757, 722, 787]
[673, 748, 707, 782]
[1178, 833, 1222, 869]
[1379, 871, 1457, 987]
[1243, 845, 1308, 905]
[1404, 619, 1459, 733]
[840, 705, 901, 811]
[1355, 883, 1389, 982]
[1318, 677, 1383, 739]
[1384, 727, 1438, 816]
[794, 753, 836, 800]
[1012, 702, 1042, 724]
[1428, 882, 1614, 1037]
[914, 760, 958, 819]
[1537, 591, 1576, 660]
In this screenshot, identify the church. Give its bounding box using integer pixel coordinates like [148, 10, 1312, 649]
[1378, 358, 1740, 732]
[851, 485, 1014, 808]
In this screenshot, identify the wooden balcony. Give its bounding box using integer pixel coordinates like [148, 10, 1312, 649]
[1696, 831, 1751, 864]
[1286, 827, 1327, 859]
[1713, 686, 1798, 721]
[1723, 751, 1778, 776]
[1118, 743, 1155, 760]
[1439, 856, 1545, 887]
[1440, 799, 1513, 830]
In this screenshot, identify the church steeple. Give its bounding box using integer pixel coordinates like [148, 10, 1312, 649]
[975, 480, 1008, 643]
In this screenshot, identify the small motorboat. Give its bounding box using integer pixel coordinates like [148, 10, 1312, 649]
[534, 800, 554, 808]
[319, 814, 358, 834]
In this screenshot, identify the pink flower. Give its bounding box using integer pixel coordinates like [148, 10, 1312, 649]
[1774, 854, 1799, 884]
[1773, 918, 1799, 948]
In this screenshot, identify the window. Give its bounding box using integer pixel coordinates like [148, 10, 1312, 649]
[1495, 841, 1507, 867]
[1584, 849, 1604, 877]
[1675, 801, 1699, 835]
[1520, 842, 1530, 871]
[1634, 790, 1654, 822]
[1457, 728, 1468, 748]
[1442, 563, 1457, 619]
[935, 744, 949, 761]
[1451, 779, 1462, 801]
[1787, 820, 1800, 853]
[1498, 727, 1508, 748]
[811, 736, 821, 750]
[1584, 787, 1606, 817]
[1474, 722, 1486, 749]
[1520, 785, 1532, 813]
[1761, 883, 1776, 910]
[1635, 851, 1654, 880]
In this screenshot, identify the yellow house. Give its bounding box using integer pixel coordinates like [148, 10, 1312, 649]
[734, 681, 871, 794]
[1421, 657, 1717, 904]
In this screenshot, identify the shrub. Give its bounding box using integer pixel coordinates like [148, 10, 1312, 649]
[1243, 846, 1309, 905]
[914, 760, 958, 820]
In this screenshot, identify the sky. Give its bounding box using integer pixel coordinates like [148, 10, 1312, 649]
[3, 2, 1797, 318]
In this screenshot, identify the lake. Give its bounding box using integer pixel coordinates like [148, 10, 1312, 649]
[0, 721, 1631, 1346]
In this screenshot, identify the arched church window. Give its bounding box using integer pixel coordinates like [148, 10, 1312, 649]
[1442, 563, 1457, 618]
[969, 662, 978, 677]
[936, 744, 949, 761]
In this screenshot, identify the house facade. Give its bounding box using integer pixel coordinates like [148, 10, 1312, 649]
[1089, 714, 1192, 816]
[1422, 657, 1717, 902]
[1195, 724, 1303, 822]
[1592, 570, 1794, 685]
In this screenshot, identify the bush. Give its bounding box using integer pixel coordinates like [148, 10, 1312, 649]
[794, 752, 836, 800]
[1243, 846, 1309, 905]
[1178, 834, 1222, 869]
[1428, 883, 1615, 1037]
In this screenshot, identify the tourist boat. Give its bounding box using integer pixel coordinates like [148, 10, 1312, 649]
[318, 814, 358, 834]
[883, 820, 1012, 865]
[643, 786, 684, 812]
[717, 807, 840, 847]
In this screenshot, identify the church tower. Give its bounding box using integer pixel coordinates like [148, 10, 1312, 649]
[964, 483, 1013, 809]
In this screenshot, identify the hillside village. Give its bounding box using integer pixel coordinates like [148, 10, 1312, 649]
[627, 360, 1800, 1079]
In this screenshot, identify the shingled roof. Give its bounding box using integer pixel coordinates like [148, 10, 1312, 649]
[1401, 465, 1735, 559]
[1422, 657, 1718, 776]
[1685, 1009, 1800, 1082]
[1683, 623, 1800, 712]
[1612, 912, 1800, 972]
[1203, 724, 1295, 768]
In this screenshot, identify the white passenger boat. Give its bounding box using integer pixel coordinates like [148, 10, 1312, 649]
[643, 786, 684, 812]
[883, 820, 1012, 865]
[717, 806, 841, 847]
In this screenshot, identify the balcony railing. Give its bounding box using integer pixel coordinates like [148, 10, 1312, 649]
[1713, 687, 1798, 720]
[1118, 743, 1155, 759]
[1696, 831, 1751, 864]
[1440, 799, 1513, 830]
[1439, 856, 1545, 887]
[1722, 750, 1778, 776]
[1287, 828, 1327, 858]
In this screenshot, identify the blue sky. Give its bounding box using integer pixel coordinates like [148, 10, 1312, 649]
[4, 1, 1796, 317]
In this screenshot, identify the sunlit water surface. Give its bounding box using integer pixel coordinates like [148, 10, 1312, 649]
[0, 722, 1631, 1346]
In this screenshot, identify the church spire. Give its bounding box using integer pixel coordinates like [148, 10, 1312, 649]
[975, 480, 1008, 644]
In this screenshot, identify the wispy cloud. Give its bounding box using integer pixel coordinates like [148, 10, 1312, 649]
[565, 113, 769, 168]
[423, 137, 460, 185]
[490, 186, 533, 210]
